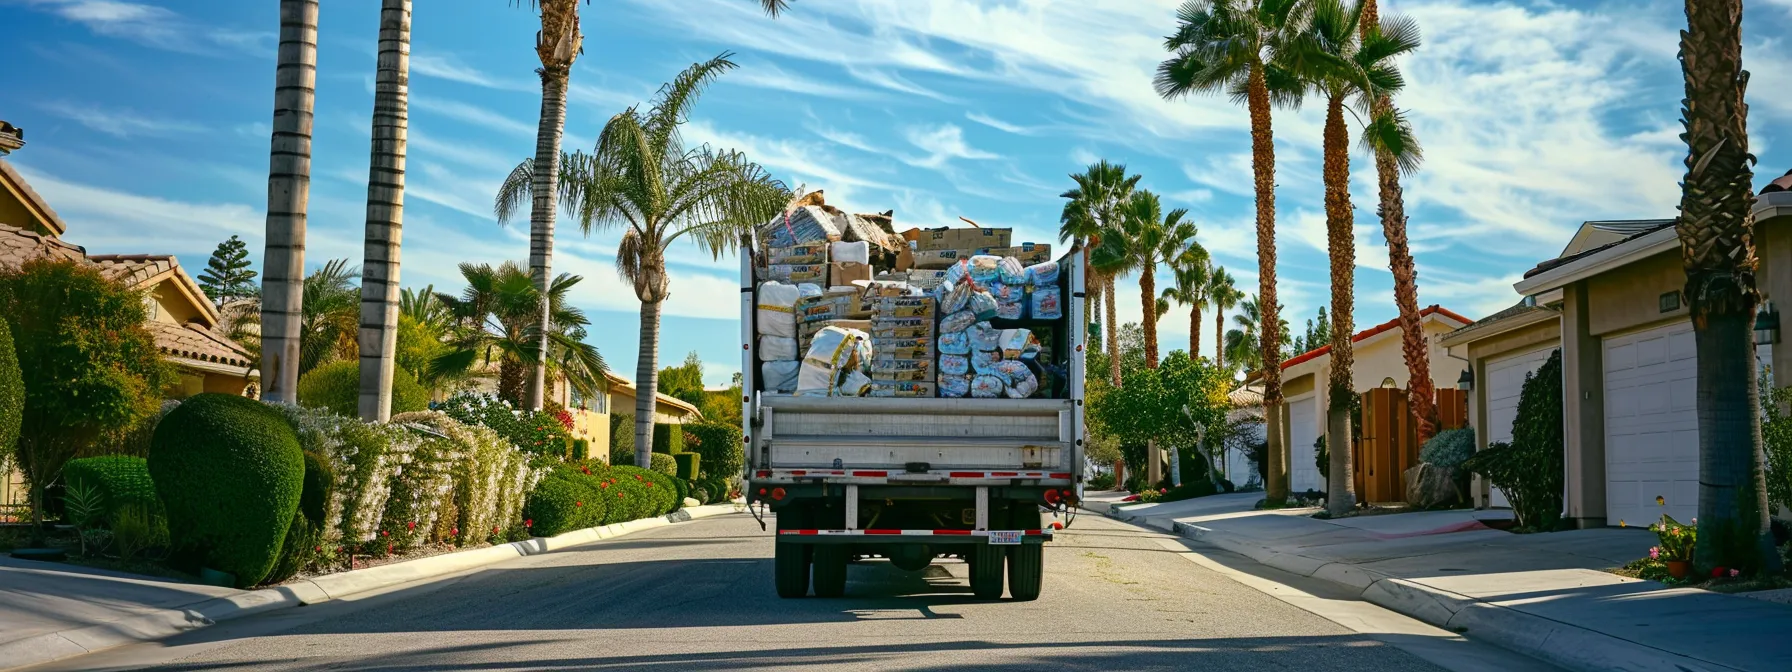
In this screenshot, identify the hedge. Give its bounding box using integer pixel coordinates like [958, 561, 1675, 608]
[63, 455, 159, 517]
[571, 438, 590, 461]
[610, 413, 635, 464]
[524, 474, 598, 537]
[0, 317, 21, 466]
[149, 394, 304, 588]
[672, 453, 700, 481]
[296, 361, 429, 419]
[649, 453, 677, 477]
[652, 423, 684, 455]
[682, 422, 743, 480]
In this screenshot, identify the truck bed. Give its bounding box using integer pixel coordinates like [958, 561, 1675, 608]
[749, 396, 1076, 485]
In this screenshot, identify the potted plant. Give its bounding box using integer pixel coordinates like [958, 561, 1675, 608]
[1649, 514, 1696, 579]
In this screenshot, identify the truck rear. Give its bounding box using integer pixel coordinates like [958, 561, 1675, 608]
[739, 210, 1086, 601]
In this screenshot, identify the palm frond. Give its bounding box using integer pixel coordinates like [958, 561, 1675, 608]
[495, 159, 534, 225]
[1360, 106, 1424, 175]
[645, 53, 739, 157]
[759, 0, 792, 17]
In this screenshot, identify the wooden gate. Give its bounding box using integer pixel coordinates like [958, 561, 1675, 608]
[1436, 388, 1468, 431]
[1354, 387, 1418, 504]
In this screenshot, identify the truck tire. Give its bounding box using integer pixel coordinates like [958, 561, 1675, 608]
[1007, 505, 1044, 601]
[812, 545, 848, 598]
[969, 545, 1005, 599]
[775, 539, 810, 598]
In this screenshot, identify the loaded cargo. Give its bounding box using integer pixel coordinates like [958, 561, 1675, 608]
[739, 191, 1086, 601]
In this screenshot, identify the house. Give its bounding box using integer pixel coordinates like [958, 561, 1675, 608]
[1269, 306, 1474, 493]
[1441, 173, 1792, 528]
[1224, 384, 1266, 489]
[557, 370, 704, 462]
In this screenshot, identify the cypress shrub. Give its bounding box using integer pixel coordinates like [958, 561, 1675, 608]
[1463, 350, 1565, 531]
[683, 422, 743, 480]
[571, 438, 589, 461]
[651, 423, 684, 454]
[610, 413, 635, 464]
[63, 455, 159, 517]
[296, 361, 429, 418]
[0, 317, 21, 468]
[149, 394, 304, 587]
[672, 453, 701, 481]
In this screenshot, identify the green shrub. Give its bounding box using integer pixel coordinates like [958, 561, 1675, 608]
[1133, 490, 1162, 504]
[1463, 350, 1565, 532]
[652, 423, 685, 455]
[571, 438, 590, 461]
[672, 453, 700, 480]
[0, 317, 22, 472]
[632, 467, 678, 515]
[672, 477, 690, 507]
[296, 361, 429, 419]
[650, 453, 677, 477]
[610, 413, 635, 463]
[149, 394, 304, 587]
[63, 455, 159, 517]
[264, 450, 335, 584]
[1161, 479, 1217, 502]
[376, 424, 461, 552]
[1088, 472, 1116, 490]
[515, 409, 573, 456]
[297, 451, 333, 525]
[1420, 428, 1476, 469]
[1762, 382, 1792, 515]
[683, 422, 743, 480]
[109, 502, 168, 562]
[524, 476, 596, 537]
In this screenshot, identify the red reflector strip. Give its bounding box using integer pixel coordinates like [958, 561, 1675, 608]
[851, 470, 888, 477]
[933, 529, 972, 535]
[1024, 529, 1043, 535]
[755, 470, 771, 478]
[948, 472, 984, 478]
[990, 472, 1018, 477]
[1049, 473, 1071, 479]
[864, 529, 900, 535]
[789, 470, 806, 476]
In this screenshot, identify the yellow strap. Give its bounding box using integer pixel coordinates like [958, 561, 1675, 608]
[757, 304, 794, 313]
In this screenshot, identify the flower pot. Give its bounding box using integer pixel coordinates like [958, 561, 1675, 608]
[1666, 560, 1690, 579]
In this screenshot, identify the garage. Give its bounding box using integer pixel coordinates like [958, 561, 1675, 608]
[1286, 394, 1323, 493]
[1603, 321, 1698, 527]
[1483, 346, 1560, 508]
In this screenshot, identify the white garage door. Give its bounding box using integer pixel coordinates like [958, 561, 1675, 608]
[1287, 394, 1324, 493]
[1484, 346, 1559, 508]
[1604, 321, 1699, 527]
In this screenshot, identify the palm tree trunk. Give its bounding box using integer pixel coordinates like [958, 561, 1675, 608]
[1324, 95, 1358, 516]
[1214, 309, 1225, 371]
[1190, 306, 1200, 358]
[356, 0, 410, 422]
[1105, 274, 1121, 386]
[1083, 247, 1096, 329]
[1141, 262, 1159, 369]
[1362, 0, 1437, 447]
[1678, 0, 1782, 574]
[260, 0, 319, 404]
[1247, 62, 1287, 505]
[633, 299, 663, 469]
[525, 66, 570, 412]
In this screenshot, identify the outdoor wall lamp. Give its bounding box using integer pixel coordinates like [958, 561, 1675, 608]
[1757, 301, 1781, 346]
[1457, 367, 1474, 392]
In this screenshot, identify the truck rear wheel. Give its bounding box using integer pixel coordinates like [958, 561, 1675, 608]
[775, 539, 810, 598]
[812, 545, 848, 598]
[969, 545, 1005, 599]
[1007, 505, 1044, 601]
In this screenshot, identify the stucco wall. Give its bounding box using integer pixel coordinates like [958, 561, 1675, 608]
[1586, 251, 1690, 338]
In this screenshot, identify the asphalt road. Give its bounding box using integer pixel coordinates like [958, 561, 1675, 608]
[36, 511, 1546, 672]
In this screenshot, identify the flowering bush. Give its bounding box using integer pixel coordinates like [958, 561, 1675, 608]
[436, 392, 524, 444]
[1650, 514, 1696, 562]
[519, 410, 573, 456]
[277, 405, 406, 546]
[396, 411, 540, 547]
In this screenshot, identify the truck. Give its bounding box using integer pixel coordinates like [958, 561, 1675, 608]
[739, 232, 1087, 601]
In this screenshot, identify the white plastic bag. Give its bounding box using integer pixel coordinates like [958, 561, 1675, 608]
[836, 370, 872, 397]
[831, 240, 870, 265]
[759, 361, 800, 393]
[997, 256, 1028, 285]
[758, 335, 799, 360]
[756, 281, 801, 338]
[798, 326, 865, 395]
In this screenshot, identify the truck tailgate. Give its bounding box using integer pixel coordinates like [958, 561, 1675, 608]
[753, 396, 1074, 482]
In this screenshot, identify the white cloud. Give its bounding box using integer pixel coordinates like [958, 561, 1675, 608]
[900, 124, 996, 169]
[23, 0, 271, 55]
[37, 100, 203, 138]
[729, 62, 880, 100]
[16, 166, 259, 250]
[412, 97, 536, 136]
[966, 111, 1034, 135]
[410, 54, 534, 92]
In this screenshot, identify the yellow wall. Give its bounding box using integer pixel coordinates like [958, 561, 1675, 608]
[0, 180, 55, 237]
[606, 388, 695, 425]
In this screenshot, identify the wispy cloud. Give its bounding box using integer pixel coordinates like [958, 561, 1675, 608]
[22, 0, 271, 56]
[729, 62, 880, 101]
[966, 111, 1035, 135]
[410, 53, 534, 92]
[901, 124, 996, 170]
[38, 100, 203, 138]
[412, 96, 535, 136]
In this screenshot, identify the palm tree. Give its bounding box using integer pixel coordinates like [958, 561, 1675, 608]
[1098, 191, 1200, 370]
[260, 0, 320, 404]
[1359, 0, 1437, 447]
[1209, 267, 1241, 370]
[431, 261, 607, 405]
[357, 0, 411, 422]
[1676, 0, 1782, 575]
[1158, 242, 1213, 360]
[299, 259, 363, 378]
[1225, 295, 1289, 379]
[1059, 160, 1142, 381]
[401, 285, 452, 332]
[1158, 0, 1308, 504]
[497, 54, 789, 468]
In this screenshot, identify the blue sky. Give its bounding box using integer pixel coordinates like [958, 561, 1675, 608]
[6, 0, 1792, 387]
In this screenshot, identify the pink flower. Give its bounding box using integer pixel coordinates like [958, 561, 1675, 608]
[1730, 569, 1741, 578]
[1649, 546, 1660, 559]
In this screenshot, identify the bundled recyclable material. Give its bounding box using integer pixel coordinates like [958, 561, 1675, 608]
[878, 336, 934, 360]
[938, 331, 971, 355]
[967, 290, 999, 321]
[970, 374, 1006, 398]
[796, 287, 864, 325]
[941, 310, 978, 334]
[765, 264, 827, 285]
[967, 255, 1002, 283]
[758, 335, 800, 361]
[939, 374, 972, 398]
[799, 318, 872, 357]
[868, 355, 933, 382]
[869, 381, 937, 398]
[763, 205, 844, 248]
[760, 361, 800, 393]
[1030, 285, 1062, 320]
[993, 360, 1040, 399]
[766, 244, 829, 266]
[830, 240, 870, 265]
[797, 326, 869, 396]
[869, 288, 938, 396]
[871, 316, 932, 339]
[756, 281, 803, 338]
[989, 281, 1025, 320]
[996, 256, 1028, 286]
[941, 354, 970, 376]
[971, 349, 1002, 375]
[968, 322, 1001, 351]
[837, 370, 872, 397]
[999, 328, 1042, 360]
[1026, 260, 1060, 285]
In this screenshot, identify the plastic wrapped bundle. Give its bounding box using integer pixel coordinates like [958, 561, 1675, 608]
[970, 374, 1006, 398]
[997, 256, 1028, 286]
[939, 374, 972, 398]
[872, 317, 932, 340]
[766, 244, 829, 265]
[967, 322, 1001, 351]
[763, 205, 843, 248]
[1003, 366, 1040, 399]
[971, 349, 1003, 375]
[830, 240, 870, 265]
[943, 260, 970, 288]
[760, 361, 800, 393]
[836, 370, 872, 397]
[989, 281, 1026, 320]
[939, 331, 971, 355]
[967, 255, 1002, 283]
[756, 281, 802, 338]
[967, 290, 998, 321]
[869, 381, 937, 398]
[1025, 260, 1060, 285]
[940, 354, 970, 376]
[941, 310, 978, 334]
[941, 281, 973, 314]
[1030, 285, 1063, 320]
[797, 326, 866, 395]
[999, 329, 1042, 360]
[758, 335, 800, 361]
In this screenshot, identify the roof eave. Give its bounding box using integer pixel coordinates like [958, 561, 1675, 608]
[1439, 307, 1561, 348]
[1758, 191, 1792, 222]
[1513, 226, 1679, 297]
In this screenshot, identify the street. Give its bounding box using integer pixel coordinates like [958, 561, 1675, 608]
[31, 512, 1551, 672]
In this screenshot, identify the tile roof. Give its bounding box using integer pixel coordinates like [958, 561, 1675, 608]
[87, 253, 179, 289]
[145, 320, 253, 370]
[1523, 220, 1674, 279]
[1764, 169, 1792, 195]
[0, 159, 68, 236]
[1279, 305, 1473, 371]
[0, 223, 85, 268]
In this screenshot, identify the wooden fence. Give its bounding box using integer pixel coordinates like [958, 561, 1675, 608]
[1351, 387, 1469, 504]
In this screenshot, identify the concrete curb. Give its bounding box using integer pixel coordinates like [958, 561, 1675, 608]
[0, 504, 741, 671]
[1111, 507, 1735, 672]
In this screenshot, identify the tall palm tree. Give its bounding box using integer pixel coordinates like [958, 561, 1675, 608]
[1158, 243, 1213, 359]
[260, 0, 320, 404]
[497, 54, 789, 468]
[431, 261, 606, 405]
[1158, 0, 1308, 504]
[1285, 0, 1419, 515]
[300, 259, 362, 377]
[1676, 0, 1781, 575]
[357, 0, 411, 422]
[1059, 160, 1142, 380]
[1209, 267, 1241, 369]
[1359, 0, 1437, 446]
[1098, 191, 1200, 370]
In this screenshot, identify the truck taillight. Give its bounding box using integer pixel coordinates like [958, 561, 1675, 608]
[757, 488, 768, 497]
[1043, 489, 1062, 505]
[770, 488, 786, 501]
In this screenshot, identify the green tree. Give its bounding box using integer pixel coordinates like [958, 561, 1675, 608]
[1097, 191, 1202, 370]
[198, 235, 259, 305]
[432, 261, 606, 407]
[0, 259, 175, 544]
[1092, 351, 1231, 483]
[298, 259, 362, 378]
[1059, 160, 1142, 371]
[659, 351, 706, 409]
[1160, 255, 1212, 360]
[497, 54, 789, 469]
[1208, 268, 1242, 370]
[1158, 0, 1310, 505]
[1674, 0, 1782, 574]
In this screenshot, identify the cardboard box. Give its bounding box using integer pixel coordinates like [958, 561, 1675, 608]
[874, 296, 936, 318]
[765, 244, 829, 265]
[870, 317, 933, 339]
[869, 381, 937, 398]
[829, 261, 871, 287]
[796, 288, 863, 323]
[916, 227, 1011, 252]
[912, 248, 970, 270]
[978, 243, 1052, 265]
[870, 336, 934, 360]
[765, 264, 827, 285]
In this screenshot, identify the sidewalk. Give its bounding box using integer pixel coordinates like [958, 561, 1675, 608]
[1107, 492, 1792, 672]
[0, 504, 740, 671]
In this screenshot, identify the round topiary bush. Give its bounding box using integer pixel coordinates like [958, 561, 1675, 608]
[1419, 427, 1476, 469]
[149, 393, 304, 588]
[296, 360, 429, 419]
[649, 452, 677, 477]
[63, 455, 159, 517]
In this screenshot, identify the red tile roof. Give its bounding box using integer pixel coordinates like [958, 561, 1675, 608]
[145, 321, 253, 370]
[1278, 305, 1472, 370]
[87, 253, 179, 288]
[0, 224, 84, 268]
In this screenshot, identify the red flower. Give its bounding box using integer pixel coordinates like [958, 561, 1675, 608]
[646, 482, 655, 488]
[407, 521, 416, 530]
[451, 528, 459, 537]
[600, 482, 609, 489]
[525, 519, 533, 528]
[381, 530, 390, 537]
[576, 501, 583, 507]
[634, 474, 643, 481]
[618, 493, 626, 499]
[493, 526, 500, 534]
[1712, 566, 1728, 579]
[387, 543, 394, 555]
[315, 545, 322, 552]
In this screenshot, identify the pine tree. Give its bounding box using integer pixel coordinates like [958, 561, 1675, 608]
[198, 235, 258, 305]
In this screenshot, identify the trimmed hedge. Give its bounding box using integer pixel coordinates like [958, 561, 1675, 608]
[265, 450, 334, 584]
[524, 474, 598, 537]
[296, 361, 429, 419]
[649, 453, 677, 477]
[610, 413, 635, 464]
[652, 423, 685, 454]
[672, 452, 701, 481]
[683, 422, 743, 480]
[149, 394, 304, 588]
[0, 317, 21, 465]
[571, 438, 590, 461]
[63, 455, 159, 517]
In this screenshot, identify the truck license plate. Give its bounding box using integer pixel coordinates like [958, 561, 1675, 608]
[987, 530, 1021, 545]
